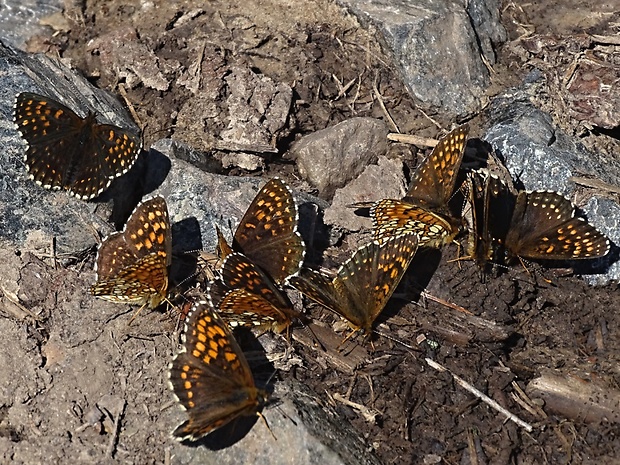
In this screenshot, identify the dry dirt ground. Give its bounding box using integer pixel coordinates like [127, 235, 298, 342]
[8, 0, 620, 463]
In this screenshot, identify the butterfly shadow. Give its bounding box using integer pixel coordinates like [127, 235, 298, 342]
[297, 201, 331, 265]
[182, 413, 263, 450]
[169, 216, 203, 291]
[141, 148, 172, 195]
[95, 149, 172, 230]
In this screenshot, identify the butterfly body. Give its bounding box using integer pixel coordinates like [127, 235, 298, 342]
[462, 169, 515, 270]
[209, 252, 302, 332]
[168, 300, 268, 441]
[91, 195, 171, 308]
[14, 92, 141, 200]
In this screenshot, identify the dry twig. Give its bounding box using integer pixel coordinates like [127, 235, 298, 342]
[425, 358, 533, 432]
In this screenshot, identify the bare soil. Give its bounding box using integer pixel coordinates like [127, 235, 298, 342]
[11, 0, 620, 464]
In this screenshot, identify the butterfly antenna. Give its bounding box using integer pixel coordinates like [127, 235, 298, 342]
[419, 290, 473, 315]
[299, 322, 327, 352]
[127, 302, 148, 326]
[257, 411, 277, 441]
[336, 328, 362, 353]
[516, 257, 552, 285]
[373, 329, 419, 352]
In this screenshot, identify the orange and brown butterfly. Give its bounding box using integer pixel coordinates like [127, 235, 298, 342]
[287, 232, 418, 336]
[90, 195, 171, 308]
[210, 178, 306, 331]
[13, 92, 141, 200]
[352, 125, 468, 248]
[460, 169, 515, 270]
[461, 170, 610, 268]
[168, 299, 269, 441]
[501, 190, 610, 264]
[216, 177, 306, 284]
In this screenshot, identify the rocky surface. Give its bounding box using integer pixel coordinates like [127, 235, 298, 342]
[1, 1, 619, 464]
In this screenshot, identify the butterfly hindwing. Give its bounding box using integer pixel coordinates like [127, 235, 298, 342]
[504, 191, 610, 261]
[90, 196, 171, 308]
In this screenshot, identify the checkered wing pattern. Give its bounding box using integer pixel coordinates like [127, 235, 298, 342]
[90, 196, 171, 308]
[288, 233, 418, 334]
[504, 191, 610, 261]
[168, 299, 268, 441]
[14, 92, 141, 200]
[370, 199, 453, 247]
[209, 252, 300, 332]
[404, 125, 469, 210]
[360, 126, 468, 247]
[232, 178, 305, 284]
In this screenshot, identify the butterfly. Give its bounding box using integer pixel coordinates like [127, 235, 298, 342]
[461, 169, 515, 270]
[90, 195, 171, 308]
[287, 232, 419, 335]
[210, 178, 306, 330]
[353, 125, 469, 247]
[13, 92, 141, 200]
[501, 190, 610, 264]
[168, 299, 269, 441]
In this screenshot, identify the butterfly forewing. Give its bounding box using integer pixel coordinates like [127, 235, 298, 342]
[289, 233, 419, 334]
[405, 125, 469, 209]
[14, 92, 141, 200]
[233, 178, 305, 283]
[90, 196, 171, 308]
[505, 191, 610, 261]
[168, 300, 267, 441]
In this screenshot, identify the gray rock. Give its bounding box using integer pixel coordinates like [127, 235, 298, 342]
[0, 1, 61, 49]
[484, 95, 620, 284]
[292, 117, 389, 199]
[337, 0, 496, 118]
[149, 139, 326, 255]
[324, 156, 407, 231]
[466, 0, 507, 65]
